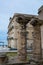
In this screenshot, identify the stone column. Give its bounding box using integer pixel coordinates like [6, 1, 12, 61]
[33, 25, 42, 59]
[16, 16, 28, 61]
[17, 24, 27, 61]
[30, 19, 42, 60]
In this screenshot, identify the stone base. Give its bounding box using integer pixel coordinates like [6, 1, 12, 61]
[7, 56, 29, 65]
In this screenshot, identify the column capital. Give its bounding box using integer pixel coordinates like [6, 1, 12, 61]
[30, 18, 43, 27]
[15, 16, 29, 26]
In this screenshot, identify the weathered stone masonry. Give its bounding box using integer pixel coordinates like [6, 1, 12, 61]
[30, 18, 43, 59]
[33, 25, 41, 59]
[16, 16, 29, 61]
[7, 6, 43, 64]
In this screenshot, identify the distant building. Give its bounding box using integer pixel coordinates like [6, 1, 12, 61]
[7, 5, 43, 50]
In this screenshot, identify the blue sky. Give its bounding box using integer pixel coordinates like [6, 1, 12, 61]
[0, 0, 43, 45]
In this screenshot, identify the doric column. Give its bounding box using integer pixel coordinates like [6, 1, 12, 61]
[33, 25, 41, 59]
[16, 16, 28, 61]
[30, 18, 42, 60]
[17, 25, 27, 61]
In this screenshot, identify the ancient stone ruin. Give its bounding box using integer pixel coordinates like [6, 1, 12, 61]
[2, 5, 43, 65]
[0, 52, 8, 65]
[7, 13, 43, 65]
